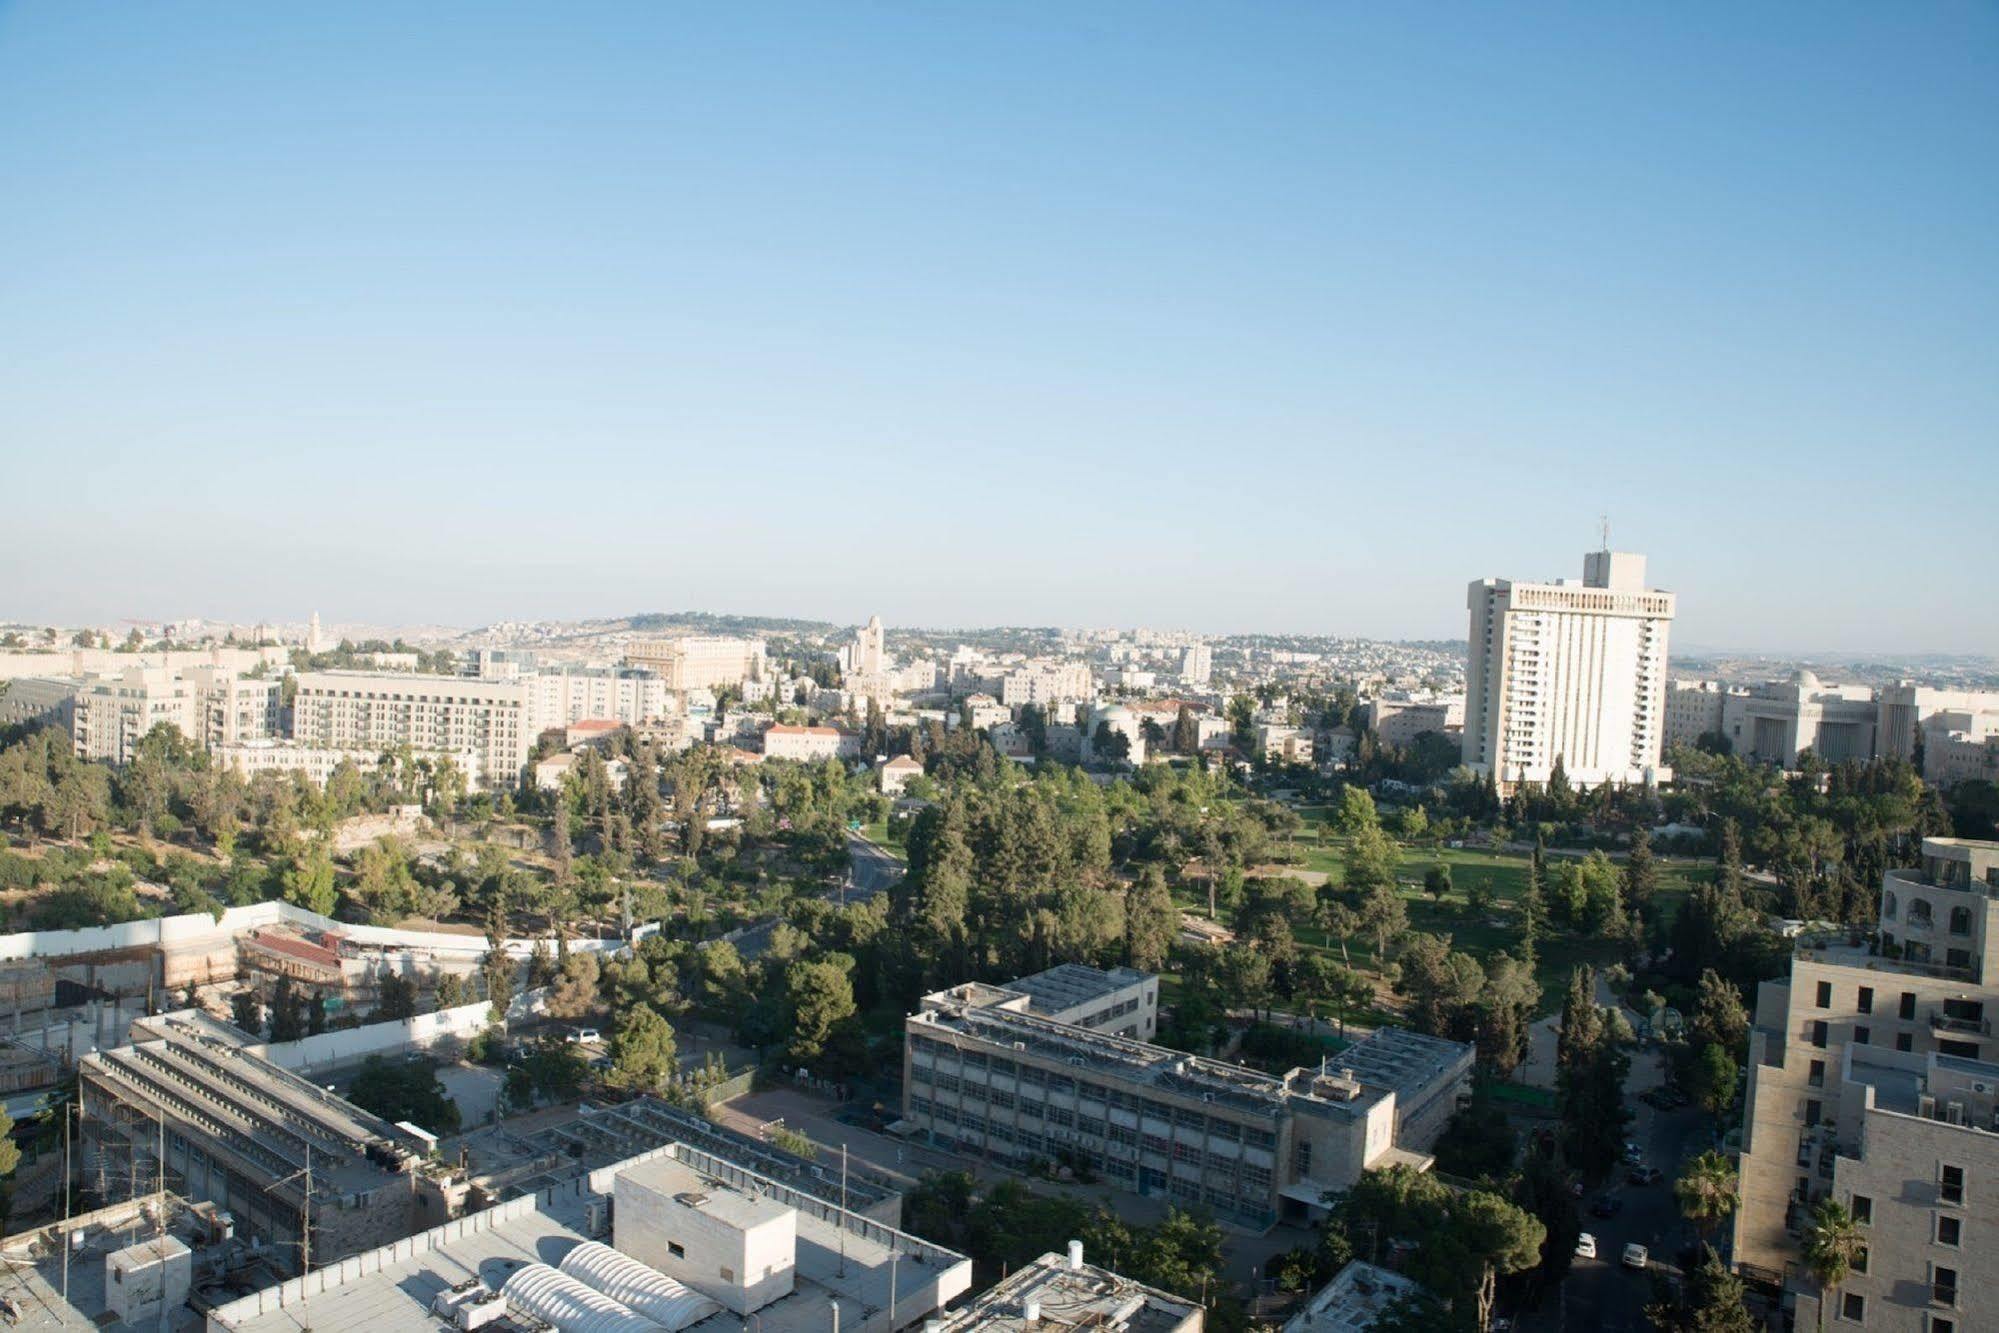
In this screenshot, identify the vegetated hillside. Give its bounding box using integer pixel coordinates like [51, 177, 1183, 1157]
[625, 611, 837, 635]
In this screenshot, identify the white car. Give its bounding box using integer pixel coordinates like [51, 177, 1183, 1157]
[1575, 1233, 1597, 1260]
[1622, 1243, 1649, 1270]
[567, 1027, 602, 1045]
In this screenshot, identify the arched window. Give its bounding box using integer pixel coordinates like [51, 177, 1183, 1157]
[1950, 906, 1973, 936]
[1883, 891, 1898, 921]
[1908, 898, 1934, 929]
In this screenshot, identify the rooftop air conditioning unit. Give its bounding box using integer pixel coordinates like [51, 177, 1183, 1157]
[1974, 1081, 1992, 1095]
[1947, 1101, 1966, 1126]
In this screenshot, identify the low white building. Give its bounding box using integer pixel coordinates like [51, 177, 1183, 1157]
[214, 740, 478, 790]
[1281, 1262, 1426, 1333]
[878, 754, 924, 796]
[762, 724, 857, 762]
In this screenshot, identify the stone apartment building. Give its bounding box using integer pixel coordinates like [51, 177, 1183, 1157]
[287, 669, 530, 789]
[1736, 837, 1999, 1331]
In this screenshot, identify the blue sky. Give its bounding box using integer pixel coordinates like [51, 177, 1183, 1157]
[2, 3, 1994, 651]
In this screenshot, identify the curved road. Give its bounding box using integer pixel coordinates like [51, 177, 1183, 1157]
[735, 833, 904, 959]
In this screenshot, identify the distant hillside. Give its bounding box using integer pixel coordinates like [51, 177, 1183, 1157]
[627, 611, 838, 635]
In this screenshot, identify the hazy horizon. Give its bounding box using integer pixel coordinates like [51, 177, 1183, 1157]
[3, 4, 1994, 652]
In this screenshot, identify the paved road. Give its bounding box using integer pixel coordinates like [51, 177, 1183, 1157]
[736, 833, 904, 958]
[1527, 1045, 1713, 1333]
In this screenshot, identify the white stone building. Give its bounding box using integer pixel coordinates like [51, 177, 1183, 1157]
[1736, 839, 1999, 1331]
[1463, 549, 1674, 789]
[625, 636, 767, 691]
[66, 666, 280, 765]
[288, 670, 530, 790]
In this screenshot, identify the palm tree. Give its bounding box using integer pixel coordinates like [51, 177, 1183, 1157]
[1674, 1150, 1740, 1244]
[1802, 1198, 1865, 1332]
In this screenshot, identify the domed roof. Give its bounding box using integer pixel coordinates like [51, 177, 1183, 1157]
[1096, 704, 1135, 723]
[1792, 667, 1821, 690]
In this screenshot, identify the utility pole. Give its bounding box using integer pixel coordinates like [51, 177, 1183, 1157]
[837, 1146, 849, 1278]
[267, 1144, 314, 1331]
[59, 1102, 72, 1327]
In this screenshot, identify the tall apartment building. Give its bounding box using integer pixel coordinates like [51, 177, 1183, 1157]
[65, 665, 280, 765]
[1462, 549, 1675, 789]
[625, 635, 767, 691]
[1735, 838, 1999, 1330]
[288, 670, 530, 790]
[1364, 695, 1465, 749]
[902, 967, 1472, 1229]
[1002, 664, 1094, 708]
[1181, 643, 1213, 687]
[1663, 679, 1728, 751]
[523, 665, 668, 733]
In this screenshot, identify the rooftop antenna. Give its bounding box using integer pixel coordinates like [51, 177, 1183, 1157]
[1598, 514, 1611, 551]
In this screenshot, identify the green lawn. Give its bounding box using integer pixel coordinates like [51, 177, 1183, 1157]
[1179, 839, 1708, 1017]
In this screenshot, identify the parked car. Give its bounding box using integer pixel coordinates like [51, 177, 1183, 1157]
[1590, 1195, 1625, 1219]
[1627, 1165, 1665, 1186]
[1575, 1233, 1598, 1260]
[1622, 1243, 1649, 1270]
[1622, 1140, 1645, 1164]
[567, 1027, 602, 1045]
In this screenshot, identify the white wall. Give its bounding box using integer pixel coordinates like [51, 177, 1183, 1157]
[0, 901, 631, 967]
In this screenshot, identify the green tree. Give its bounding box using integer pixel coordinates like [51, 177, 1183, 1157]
[230, 988, 263, 1036]
[785, 959, 857, 1068]
[608, 1002, 679, 1092]
[1423, 861, 1453, 904]
[282, 843, 338, 916]
[1124, 865, 1177, 971]
[1646, 1244, 1754, 1333]
[375, 970, 418, 1021]
[1688, 1041, 1738, 1118]
[1802, 1199, 1865, 1333]
[1673, 1150, 1740, 1244]
[348, 1055, 461, 1136]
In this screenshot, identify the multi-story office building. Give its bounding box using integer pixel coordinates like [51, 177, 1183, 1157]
[902, 968, 1472, 1228]
[1181, 643, 1213, 687]
[80, 1010, 445, 1271]
[1463, 549, 1675, 789]
[1735, 838, 1999, 1330]
[67, 666, 280, 765]
[288, 670, 530, 790]
[626, 635, 767, 690]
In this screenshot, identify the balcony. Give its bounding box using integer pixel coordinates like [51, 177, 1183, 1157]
[1931, 1013, 1992, 1037]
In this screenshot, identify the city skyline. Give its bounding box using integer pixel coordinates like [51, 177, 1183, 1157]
[3, 4, 1995, 651]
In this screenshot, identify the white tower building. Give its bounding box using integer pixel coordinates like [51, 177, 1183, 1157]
[1462, 548, 1674, 790]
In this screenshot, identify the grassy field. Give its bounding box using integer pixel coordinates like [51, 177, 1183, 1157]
[1182, 817, 1710, 1017]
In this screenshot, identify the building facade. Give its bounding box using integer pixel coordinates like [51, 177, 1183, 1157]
[523, 666, 669, 734]
[1735, 838, 1999, 1331]
[66, 666, 280, 765]
[902, 969, 1472, 1229]
[288, 670, 530, 790]
[626, 636, 767, 691]
[1462, 549, 1675, 789]
[1364, 696, 1465, 749]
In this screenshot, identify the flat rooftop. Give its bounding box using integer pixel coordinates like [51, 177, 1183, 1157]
[1281, 1261, 1424, 1333]
[0, 1196, 233, 1333]
[912, 993, 1455, 1123]
[1002, 965, 1149, 1017]
[454, 1097, 900, 1213]
[1326, 1028, 1473, 1097]
[622, 1154, 791, 1230]
[939, 1251, 1198, 1333]
[211, 1142, 970, 1333]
